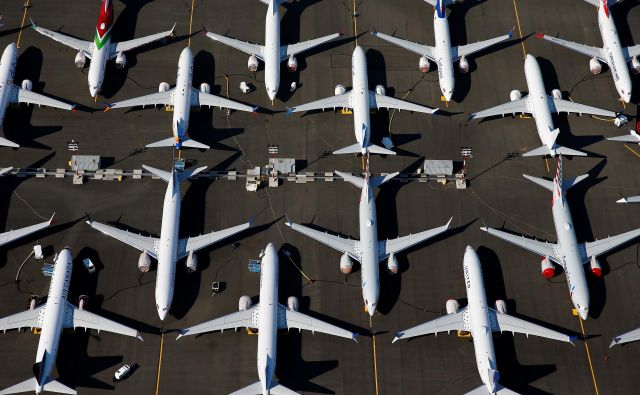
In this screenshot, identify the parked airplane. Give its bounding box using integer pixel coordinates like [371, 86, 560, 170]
[372, 0, 512, 102]
[286, 164, 451, 316]
[87, 165, 252, 320]
[31, 0, 174, 98]
[0, 43, 76, 148]
[205, 0, 341, 103]
[481, 156, 640, 320]
[287, 46, 438, 156]
[178, 243, 356, 395]
[0, 247, 142, 395]
[104, 47, 256, 149]
[0, 211, 53, 248]
[469, 54, 616, 157]
[394, 246, 574, 395]
[537, 0, 640, 103]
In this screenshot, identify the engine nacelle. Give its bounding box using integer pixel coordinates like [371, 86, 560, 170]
[589, 256, 602, 277]
[387, 253, 398, 274]
[21, 79, 32, 91]
[200, 82, 210, 94]
[419, 56, 430, 73]
[375, 85, 386, 96]
[632, 56, 640, 74]
[339, 252, 353, 274]
[158, 82, 170, 93]
[540, 256, 555, 278]
[238, 295, 252, 311]
[248, 54, 259, 72]
[446, 299, 460, 314]
[138, 251, 151, 273]
[287, 55, 298, 72]
[185, 251, 197, 273]
[74, 51, 86, 68]
[334, 84, 346, 96]
[458, 56, 469, 74]
[78, 295, 89, 311]
[589, 57, 602, 75]
[510, 90, 522, 102]
[551, 89, 562, 100]
[287, 296, 299, 311]
[495, 299, 507, 314]
[115, 52, 126, 70]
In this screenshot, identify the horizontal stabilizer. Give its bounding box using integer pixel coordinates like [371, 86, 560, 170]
[142, 165, 207, 183]
[522, 145, 553, 157]
[333, 143, 364, 155]
[367, 144, 396, 155]
[142, 165, 172, 182]
[522, 174, 554, 191]
[465, 384, 520, 395]
[0, 378, 76, 395]
[370, 172, 400, 188]
[563, 174, 589, 190]
[554, 145, 588, 157]
[335, 171, 365, 189]
[145, 137, 210, 150]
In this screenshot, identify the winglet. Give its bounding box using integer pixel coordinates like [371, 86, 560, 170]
[136, 333, 144, 342]
[508, 25, 515, 38]
[352, 333, 360, 343]
[569, 335, 578, 346]
[286, 107, 295, 116]
[284, 213, 293, 227]
[29, 17, 37, 29]
[371, 26, 378, 35]
[170, 22, 177, 35]
[610, 336, 621, 348]
[48, 212, 56, 226]
[392, 333, 402, 343]
[617, 197, 628, 203]
[84, 211, 93, 225]
[176, 329, 186, 340]
[103, 105, 112, 113]
[535, 33, 545, 39]
[251, 106, 259, 113]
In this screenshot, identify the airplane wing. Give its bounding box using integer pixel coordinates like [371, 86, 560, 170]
[393, 308, 468, 342]
[285, 220, 359, 261]
[480, 226, 558, 262]
[369, 92, 438, 114]
[177, 306, 257, 338]
[378, 218, 452, 259]
[469, 97, 530, 119]
[111, 25, 175, 56]
[105, 90, 174, 110]
[86, 219, 158, 259]
[0, 216, 53, 247]
[624, 45, 640, 60]
[608, 130, 640, 143]
[31, 20, 92, 57]
[490, 309, 573, 343]
[287, 92, 352, 113]
[466, 385, 520, 395]
[549, 97, 616, 117]
[536, 34, 605, 63]
[277, 304, 356, 340]
[454, 32, 512, 60]
[230, 381, 299, 395]
[10, 85, 75, 110]
[610, 327, 640, 348]
[370, 31, 436, 61]
[64, 302, 142, 340]
[190, 88, 256, 112]
[177, 220, 252, 259]
[205, 32, 264, 61]
[0, 305, 44, 331]
[282, 33, 341, 59]
[581, 227, 640, 260]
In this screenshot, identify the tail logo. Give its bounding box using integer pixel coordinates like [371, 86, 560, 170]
[94, 0, 114, 50]
[602, 0, 609, 17]
[436, 0, 446, 18]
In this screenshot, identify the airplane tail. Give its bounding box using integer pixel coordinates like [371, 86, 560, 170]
[142, 164, 207, 183]
[522, 155, 588, 194]
[145, 137, 210, 150]
[522, 145, 587, 157]
[0, 378, 76, 394]
[333, 143, 395, 156]
[0, 136, 19, 148]
[229, 380, 300, 395]
[464, 384, 520, 395]
[334, 170, 399, 190]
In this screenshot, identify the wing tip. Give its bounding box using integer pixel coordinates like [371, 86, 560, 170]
[535, 33, 545, 39]
[48, 212, 56, 226]
[609, 337, 620, 348]
[617, 197, 628, 203]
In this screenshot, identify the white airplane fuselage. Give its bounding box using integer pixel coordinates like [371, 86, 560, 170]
[33, 248, 74, 394]
[171, 47, 194, 148]
[358, 178, 380, 316]
[88, 41, 109, 98]
[264, 0, 281, 101]
[523, 54, 559, 153]
[256, 243, 279, 394]
[433, 9, 455, 101]
[351, 46, 372, 155]
[463, 246, 500, 394]
[0, 43, 18, 128]
[597, 3, 632, 103]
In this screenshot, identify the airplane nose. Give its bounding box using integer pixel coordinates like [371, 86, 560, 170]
[267, 90, 276, 102]
[89, 86, 98, 98]
[157, 306, 169, 321]
[578, 306, 589, 320]
[368, 303, 377, 317]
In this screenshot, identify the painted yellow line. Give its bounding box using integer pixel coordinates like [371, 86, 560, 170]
[624, 144, 640, 159]
[187, 0, 196, 48]
[155, 332, 165, 395]
[512, 0, 527, 58]
[16, 0, 31, 49]
[545, 157, 550, 173]
[578, 317, 600, 395]
[352, 0, 358, 47]
[371, 317, 380, 395]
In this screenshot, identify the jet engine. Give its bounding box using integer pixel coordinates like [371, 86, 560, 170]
[589, 57, 602, 75]
[509, 90, 522, 101]
[540, 256, 555, 278]
[551, 89, 562, 100]
[375, 85, 386, 96]
[419, 56, 430, 73]
[138, 251, 151, 272]
[495, 299, 507, 314]
[340, 252, 353, 274]
[387, 253, 398, 274]
[21, 79, 32, 91]
[28, 295, 40, 310]
[632, 56, 640, 74]
[78, 295, 89, 311]
[238, 295, 252, 311]
[334, 84, 346, 96]
[158, 82, 170, 93]
[186, 251, 197, 273]
[248, 54, 259, 72]
[589, 256, 602, 277]
[446, 299, 460, 314]
[458, 55, 469, 73]
[287, 296, 299, 311]
[200, 82, 210, 94]
[287, 55, 297, 72]
[74, 51, 86, 68]
[115, 52, 126, 70]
